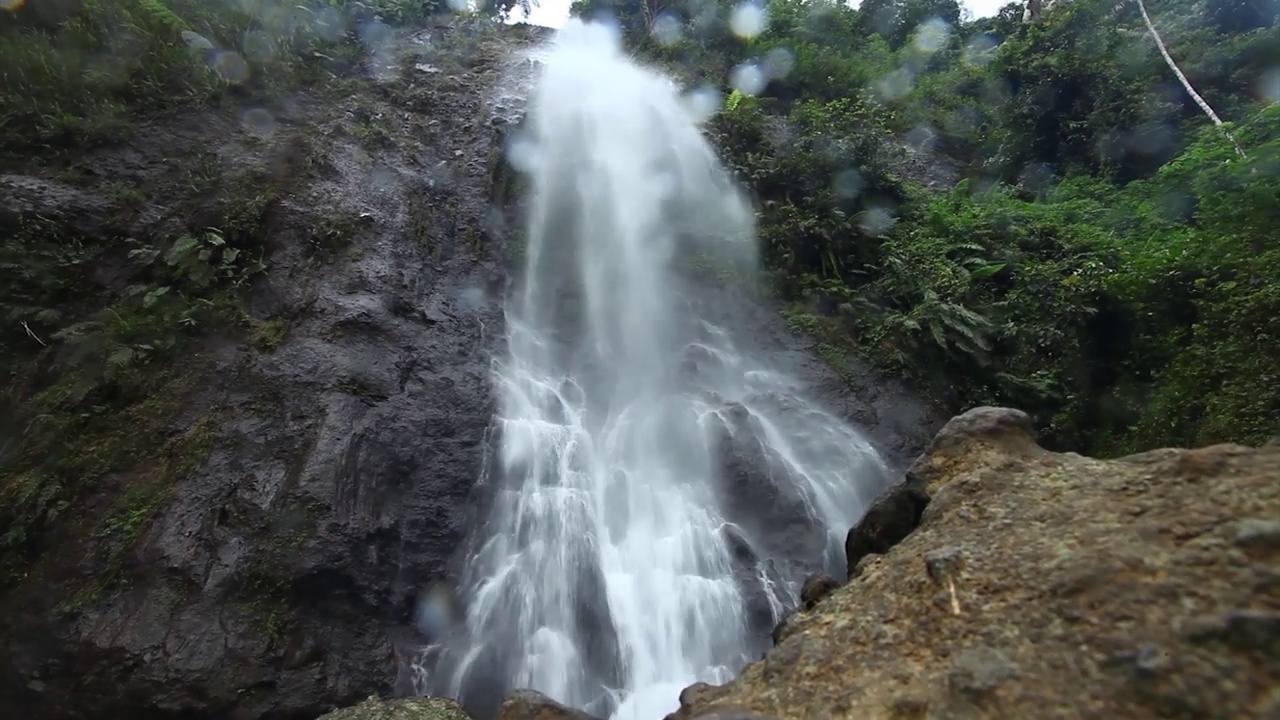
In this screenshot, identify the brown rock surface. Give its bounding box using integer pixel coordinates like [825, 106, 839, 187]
[317, 696, 473, 720]
[672, 406, 1280, 720]
[496, 690, 601, 720]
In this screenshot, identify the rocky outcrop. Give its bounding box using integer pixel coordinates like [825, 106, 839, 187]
[671, 406, 1280, 720]
[495, 690, 601, 720]
[318, 696, 472, 720]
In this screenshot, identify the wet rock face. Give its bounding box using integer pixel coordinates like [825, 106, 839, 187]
[672, 408, 1280, 720]
[0, 22, 522, 720]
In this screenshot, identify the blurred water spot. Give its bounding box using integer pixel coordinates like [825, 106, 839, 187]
[730, 1, 768, 39]
[730, 62, 767, 96]
[859, 207, 896, 236]
[459, 285, 488, 312]
[1018, 163, 1055, 195]
[764, 47, 795, 80]
[1155, 190, 1194, 222]
[652, 12, 683, 46]
[876, 68, 914, 101]
[833, 169, 864, 199]
[358, 19, 392, 49]
[943, 106, 978, 138]
[311, 6, 346, 42]
[905, 125, 937, 152]
[507, 133, 539, 173]
[182, 30, 215, 52]
[0, 0, 25, 9]
[1260, 67, 1280, 102]
[684, 85, 722, 123]
[963, 33, 998, 67]
[1130, 120, 1173, 156]
[242, 30, 276, 64]
[913, 18, 951, 54]
[212, 51, 251, 83]
[241, 108, 278, 138]
[370, 164, 399, 194]
[447, 0, 472, 13]
[87, 54, 131, 88]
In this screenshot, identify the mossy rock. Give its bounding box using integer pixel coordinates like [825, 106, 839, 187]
[318, 696, 473, 720]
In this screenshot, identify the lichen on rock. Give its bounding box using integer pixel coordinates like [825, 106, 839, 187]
[675, 406, 1280, 720]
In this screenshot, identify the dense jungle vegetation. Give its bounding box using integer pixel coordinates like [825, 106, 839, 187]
[575, 0, 1280, 455]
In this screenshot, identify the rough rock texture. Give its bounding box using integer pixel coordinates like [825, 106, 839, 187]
[495, 690, 600, 720]
[0, 22, 531, 720]
[672, 406, 1280, 720]
[318, 696, 472, 720]
[844, 407, 1035, 577]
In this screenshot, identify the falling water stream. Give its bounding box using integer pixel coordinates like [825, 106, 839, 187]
[420, 20, 892, 720]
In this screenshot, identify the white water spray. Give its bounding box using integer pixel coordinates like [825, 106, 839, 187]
[423, 21, 891, 720]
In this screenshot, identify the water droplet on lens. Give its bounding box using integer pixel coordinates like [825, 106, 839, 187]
[1260, 67, 1280, 102]
[730, 62, 766, 97]
[684, 86, 722, 123]
[912, 17, 951, 54]
[507, 133, 539, 173]
[211, 51, 251, 84]
[242, 30, 275, 64]
[182, 30, 215, 52]
[764, 47, 795, 80]
[730, 1, 768, 39]
[833, 169, 864, 199]
[651, 12, 683, 46]
[241, 108, 277, 138]
[860, 207, 896, 236]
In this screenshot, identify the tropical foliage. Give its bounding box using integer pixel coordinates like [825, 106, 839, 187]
[575, 0, 1280, 453]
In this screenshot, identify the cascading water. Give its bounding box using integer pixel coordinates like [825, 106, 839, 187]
[420, 20, 892, 720]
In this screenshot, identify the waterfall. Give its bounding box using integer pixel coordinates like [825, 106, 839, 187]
[421, 20, 891, 720]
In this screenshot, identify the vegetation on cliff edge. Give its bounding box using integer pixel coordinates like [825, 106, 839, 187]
[577, 0, 1280, 455]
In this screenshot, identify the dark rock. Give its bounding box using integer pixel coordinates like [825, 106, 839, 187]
[798, 573, 839, 611]
[923, 546, 964, 583]
[845, 407, 1039, 577]
[496, 690, 600, 720]
[849, 553, 882, 579]
[844, 479, 930, 578]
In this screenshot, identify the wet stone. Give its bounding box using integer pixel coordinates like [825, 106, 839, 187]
[924, 546, 964, 583]
[799, 573, 840, 611]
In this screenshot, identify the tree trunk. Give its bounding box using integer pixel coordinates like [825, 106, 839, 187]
[1134, 0, 1246, 156]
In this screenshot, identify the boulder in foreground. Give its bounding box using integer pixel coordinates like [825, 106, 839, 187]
[672, 406, 1280, 720]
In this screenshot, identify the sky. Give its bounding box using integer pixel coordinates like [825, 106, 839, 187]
[511, 0, 1014, 30]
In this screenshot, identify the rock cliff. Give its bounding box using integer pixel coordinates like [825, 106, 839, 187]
[671, 407, 1280, 720]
